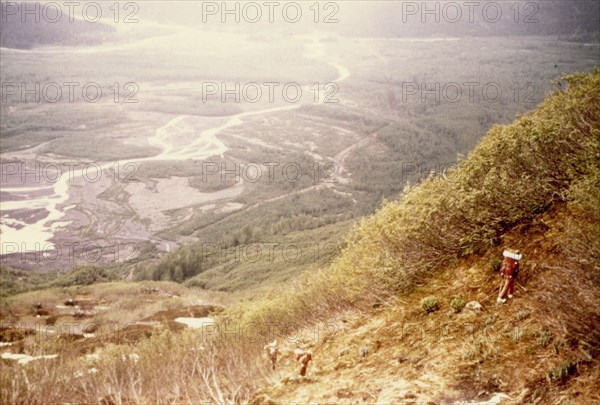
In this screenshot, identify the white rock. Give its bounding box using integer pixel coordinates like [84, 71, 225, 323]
[464, 301, 483, 311]
[84, 353, 101, 361]
[174, 317, 214, 328]
[459, 392, 510, 404]
[2, 352, 58, 365]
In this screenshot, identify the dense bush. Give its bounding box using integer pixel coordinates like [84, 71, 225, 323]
[51, 265, 116, 287]
[336, 70, 600, 292]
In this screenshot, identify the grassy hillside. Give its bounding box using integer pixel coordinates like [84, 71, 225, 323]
[0, 70, 598, 403]
[251, 203, 600, 403]
[244, 70, 600, 403]
[222, 69, 599, 326]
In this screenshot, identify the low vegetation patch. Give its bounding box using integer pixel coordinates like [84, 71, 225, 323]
[450, 295, 466, 313]
[421, 296, 440, 314]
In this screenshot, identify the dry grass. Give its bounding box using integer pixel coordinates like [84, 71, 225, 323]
[250, 202, 600, 404]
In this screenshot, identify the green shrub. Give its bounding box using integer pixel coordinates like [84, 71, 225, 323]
[491, 258, 502, 272]
[52, 265, 116, 287]
[421, 296, 440, 314]
[451, 296, 466, 313]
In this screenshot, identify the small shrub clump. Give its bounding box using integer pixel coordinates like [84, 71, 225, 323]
[421, 296, 440, 314]
[451, 296, 466, 313]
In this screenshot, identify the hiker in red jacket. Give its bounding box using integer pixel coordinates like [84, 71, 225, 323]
[497, 249, 522, 304]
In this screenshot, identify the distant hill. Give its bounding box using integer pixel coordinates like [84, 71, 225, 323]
[0, 1, 114, 49]
[136, 0, 600, 40]
[348, 0, 600, 39]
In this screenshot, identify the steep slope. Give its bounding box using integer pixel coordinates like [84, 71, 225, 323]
[245, 70, 600, 404]
[250, 205, 600, 404]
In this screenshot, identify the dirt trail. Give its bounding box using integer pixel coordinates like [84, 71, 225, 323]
[251, 309, 464, 404]
[251, 294, 520, 405]
[251, 221, 575, 403]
